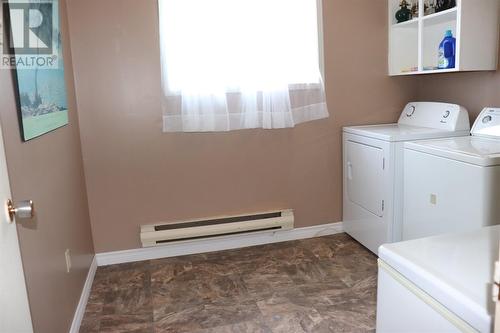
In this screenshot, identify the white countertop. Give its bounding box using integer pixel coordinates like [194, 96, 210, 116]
[379, 225, 500, 332]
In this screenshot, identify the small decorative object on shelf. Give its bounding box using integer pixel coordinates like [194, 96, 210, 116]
[411, 1, 419, 19]
[401, 66, 419, 73]
[425, 0, 436, 15]
[435, 0, 456, 13]
[396, 0, 412, 23]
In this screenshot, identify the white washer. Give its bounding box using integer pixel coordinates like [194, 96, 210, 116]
[343, 102, 470, 254]
[376, 225, 498, 333]
[403, 107, 500, 241]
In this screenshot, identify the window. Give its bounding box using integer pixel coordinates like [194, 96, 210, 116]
[159, 0, 329, 132]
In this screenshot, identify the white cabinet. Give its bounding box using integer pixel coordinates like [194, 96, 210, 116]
[389, 0, 499, 76]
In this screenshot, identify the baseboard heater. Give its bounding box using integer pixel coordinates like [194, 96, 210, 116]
[140, 209, 294, 247]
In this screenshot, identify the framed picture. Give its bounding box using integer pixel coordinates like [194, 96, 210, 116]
[3, 0, 68, 141]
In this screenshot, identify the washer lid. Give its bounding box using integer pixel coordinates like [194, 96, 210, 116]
[343, 123, 470, 142]
[379, 225, 500, 333]
[405, 136, 500, 166]
[471, 108, 500, 139]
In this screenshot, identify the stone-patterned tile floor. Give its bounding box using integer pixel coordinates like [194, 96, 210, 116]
[80, 233, 378, 333]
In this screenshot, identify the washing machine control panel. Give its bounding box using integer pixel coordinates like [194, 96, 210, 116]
[471, 108, 500, 138]
[398, 102, 470, 132]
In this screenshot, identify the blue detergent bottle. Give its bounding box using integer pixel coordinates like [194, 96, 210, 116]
[438, 30, 456, 69]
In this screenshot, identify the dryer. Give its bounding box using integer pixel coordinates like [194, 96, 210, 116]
[403, 107, 500, 241]
[343, 102, 470, 254]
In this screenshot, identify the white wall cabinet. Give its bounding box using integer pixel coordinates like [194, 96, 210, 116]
[389, 0, 499, 76]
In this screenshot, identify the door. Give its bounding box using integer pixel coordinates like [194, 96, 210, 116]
[345, 140, 385, 217]
[495, 241, 500, 333]
[0, 122, 33, 332]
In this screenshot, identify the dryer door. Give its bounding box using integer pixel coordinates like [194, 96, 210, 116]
[346, 140, 385, 217]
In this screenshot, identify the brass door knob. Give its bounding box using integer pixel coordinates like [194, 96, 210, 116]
[7, 199, 34, 222]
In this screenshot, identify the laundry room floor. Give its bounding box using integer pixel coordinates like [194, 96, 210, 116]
[79, 233, 378, 333]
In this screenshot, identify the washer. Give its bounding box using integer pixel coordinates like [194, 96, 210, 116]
[403, 107, 500, 241]
[376, 225, 498, 332]
[343, 102, 470, 254]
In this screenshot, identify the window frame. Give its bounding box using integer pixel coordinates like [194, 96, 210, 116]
[317, 0, 325, 82]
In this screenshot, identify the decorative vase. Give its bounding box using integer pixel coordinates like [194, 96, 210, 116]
[396, 0, 412, 23]
[435, 0, 456, 13]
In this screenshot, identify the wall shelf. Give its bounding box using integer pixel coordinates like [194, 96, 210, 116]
[391, 68, 459, 76]
[422, 7, 457, 22]
[392, 18, 419, 28]
[388, 0, 499, 76]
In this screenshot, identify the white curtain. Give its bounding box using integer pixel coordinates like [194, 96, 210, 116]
[158, 0, 329, 132]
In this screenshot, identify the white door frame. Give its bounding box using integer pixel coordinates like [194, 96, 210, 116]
[0, 119, 33, 332]
[495, 242, 500, 333]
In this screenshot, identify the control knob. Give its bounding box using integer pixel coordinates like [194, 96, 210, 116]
[406, 105, 416, 117]
[483, 115, 493, 124]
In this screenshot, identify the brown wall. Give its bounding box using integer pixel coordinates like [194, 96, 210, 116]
[0, 1, 94, 332]
[417, 66, 500, 120]
[67, 0, 417, 253]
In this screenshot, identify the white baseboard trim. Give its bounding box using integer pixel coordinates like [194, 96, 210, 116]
[69, 256, 97, 333]
[96, 221, 343, 266]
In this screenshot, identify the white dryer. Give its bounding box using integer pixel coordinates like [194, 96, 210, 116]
[343, 102, 470, 254]
[403, 107, 500, 241]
